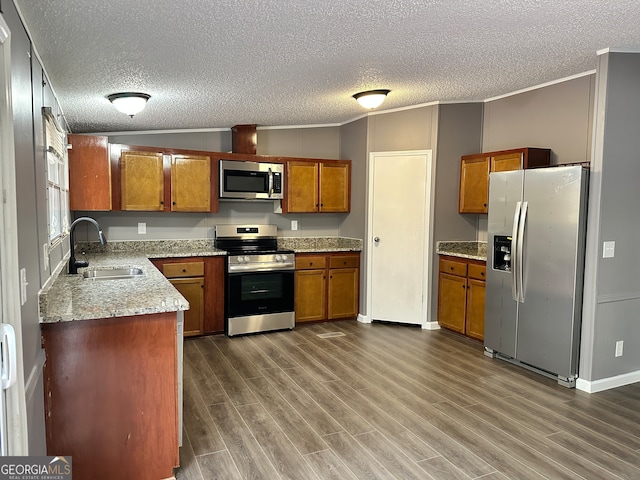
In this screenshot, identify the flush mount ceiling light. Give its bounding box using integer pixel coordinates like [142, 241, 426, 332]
[352, 89, 390, 109]
[106, 92, 151, 117]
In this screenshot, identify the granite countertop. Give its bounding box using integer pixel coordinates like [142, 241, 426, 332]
[436, 241, 487, 261]
[39, 253, 189, 324]
[41, 236, 363, 324]
[278, 236, 362, 253]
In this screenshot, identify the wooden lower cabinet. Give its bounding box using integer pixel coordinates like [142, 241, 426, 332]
[152, 256, 225, 335]
[42, 313, 179, 480]
[437, 255, 486, 340]
[295, 252, 359, 323]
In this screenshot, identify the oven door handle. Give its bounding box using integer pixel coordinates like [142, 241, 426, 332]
[248, 289, 270, 294]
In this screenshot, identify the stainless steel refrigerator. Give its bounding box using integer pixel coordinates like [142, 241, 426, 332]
[484, 165, 589, 387]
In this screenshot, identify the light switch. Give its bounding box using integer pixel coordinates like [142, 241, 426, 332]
[603, 241, 615, 258]
[138, 222, 147, 235]
[291, 220, 298, 231]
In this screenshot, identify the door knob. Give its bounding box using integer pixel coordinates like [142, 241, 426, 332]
[374, 237, 380, 243]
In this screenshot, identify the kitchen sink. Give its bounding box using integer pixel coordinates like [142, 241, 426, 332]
[82, 267, 145, 280]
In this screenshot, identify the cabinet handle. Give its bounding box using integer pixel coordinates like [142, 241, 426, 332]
[481, 272, 485, 276]
[173, 201, 176, 205]
[462, 285, 465, 289]
[309, 262, 313, 266]
[450, 266, 454, 270]
[182, 269, 187, 272]
[343, 261, 347, 265]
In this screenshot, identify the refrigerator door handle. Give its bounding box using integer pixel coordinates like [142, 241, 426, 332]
[517, 201, 528, 302]
[511, 201, 522, 302]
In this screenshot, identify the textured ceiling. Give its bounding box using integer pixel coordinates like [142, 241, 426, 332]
[13, 0, 640, 133]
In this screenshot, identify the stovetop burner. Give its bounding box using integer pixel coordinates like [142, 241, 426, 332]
[215, 224, 295, 271]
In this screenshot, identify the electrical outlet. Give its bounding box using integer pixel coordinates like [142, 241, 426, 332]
[603, 241, 615, 258]
[615, 340, 624, 357]
[138, 222, 146, 234]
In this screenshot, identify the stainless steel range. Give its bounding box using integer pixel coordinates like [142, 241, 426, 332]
[215, 224, 295, 336]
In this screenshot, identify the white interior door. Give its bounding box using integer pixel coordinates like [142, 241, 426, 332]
[367, 151, 433, 326]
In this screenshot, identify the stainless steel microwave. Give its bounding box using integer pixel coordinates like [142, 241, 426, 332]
[219, 159, 284, 200]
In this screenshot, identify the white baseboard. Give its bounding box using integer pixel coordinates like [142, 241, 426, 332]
[576, 370, 640, 393]
[357, 314, 371, 324]
[422, 321, 441, 330]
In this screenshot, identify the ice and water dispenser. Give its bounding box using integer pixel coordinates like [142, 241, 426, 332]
[493, 235, 512, 271]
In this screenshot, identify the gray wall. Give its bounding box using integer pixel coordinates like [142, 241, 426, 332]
[430, 103, 484, 322]
[2, 0, 64, 454]
[581, 51, 640, 382]
[483, 74, 595, 162]
[477, 74, 596, 239]
[339, 117, 369, 313]
[258, 126, 341, 159]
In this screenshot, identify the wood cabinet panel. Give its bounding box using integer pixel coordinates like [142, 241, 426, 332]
[171, 277, 205, 337]
[295, 252, 360, 323]
[171, 154, 211, 212]
[163, 261, 205, 278]
[287, 161, 319, 212]
[295, 269, 326, 322]
[320, 162, 350, 212]
[286, 159, 350, 213]
[437, 272, 467, 333]
[153, 257, 224, 335]
[68, 134, 112, 211]
[491, 152, 522, 172]
[328, 267, 359, 319]
[121, 151, 164, 211]
[438, 255, 486, 340]
[459, 148, 551, 214]
[459, 156, 489, 213]
[295, 255, 327, 270]
[42, 313, 178, 480]
[466, 278, 486, 341]
[204, 256, 225, 334]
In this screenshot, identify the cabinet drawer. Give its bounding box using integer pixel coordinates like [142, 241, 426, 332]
[439, 259, 467, 277]
[329, 255, 359, 269]
[468, 263, 486, 281]
[163, 261, 204, 278]
[296, 255, 327, 270]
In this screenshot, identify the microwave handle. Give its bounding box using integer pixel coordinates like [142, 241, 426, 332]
[267, 168, 274, 198]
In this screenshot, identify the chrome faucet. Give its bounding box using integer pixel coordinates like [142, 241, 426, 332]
[68, 217, 107, 274]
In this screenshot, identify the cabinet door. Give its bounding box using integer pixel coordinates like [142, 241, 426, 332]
[459, 156, 489, 213]
[491, 152, 522, 172]
[68, 135, 112, 211]
[121, 151, 164, 211]
[171, 154, 211, 212]
[319, 162, 350, 212]
[295, 269, 326, 322]
[287, 161, 319, 212]
[465, 279, 485, 341]
[170, 277, 204, 337]
[204, 257, 225, 334]
[328, 267, 359, 319]
[438, 272, 467, 333]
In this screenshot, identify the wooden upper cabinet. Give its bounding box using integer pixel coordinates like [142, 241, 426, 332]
[459, 156, 489, 213]
[320, 162, 350, 212]
[286, 159, 350, 213]
[491, 151, 522, 172]
[459, 147, 551, 214]
[120, 151, 164, 211]
[68, 134, 112, 211]
[171, 154, 211, 212]
[287, 161, 319, 212]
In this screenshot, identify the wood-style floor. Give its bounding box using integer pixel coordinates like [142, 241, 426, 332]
[176, 320, 640, 480]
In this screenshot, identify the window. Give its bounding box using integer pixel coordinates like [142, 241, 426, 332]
[43, 107, 69, 243]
